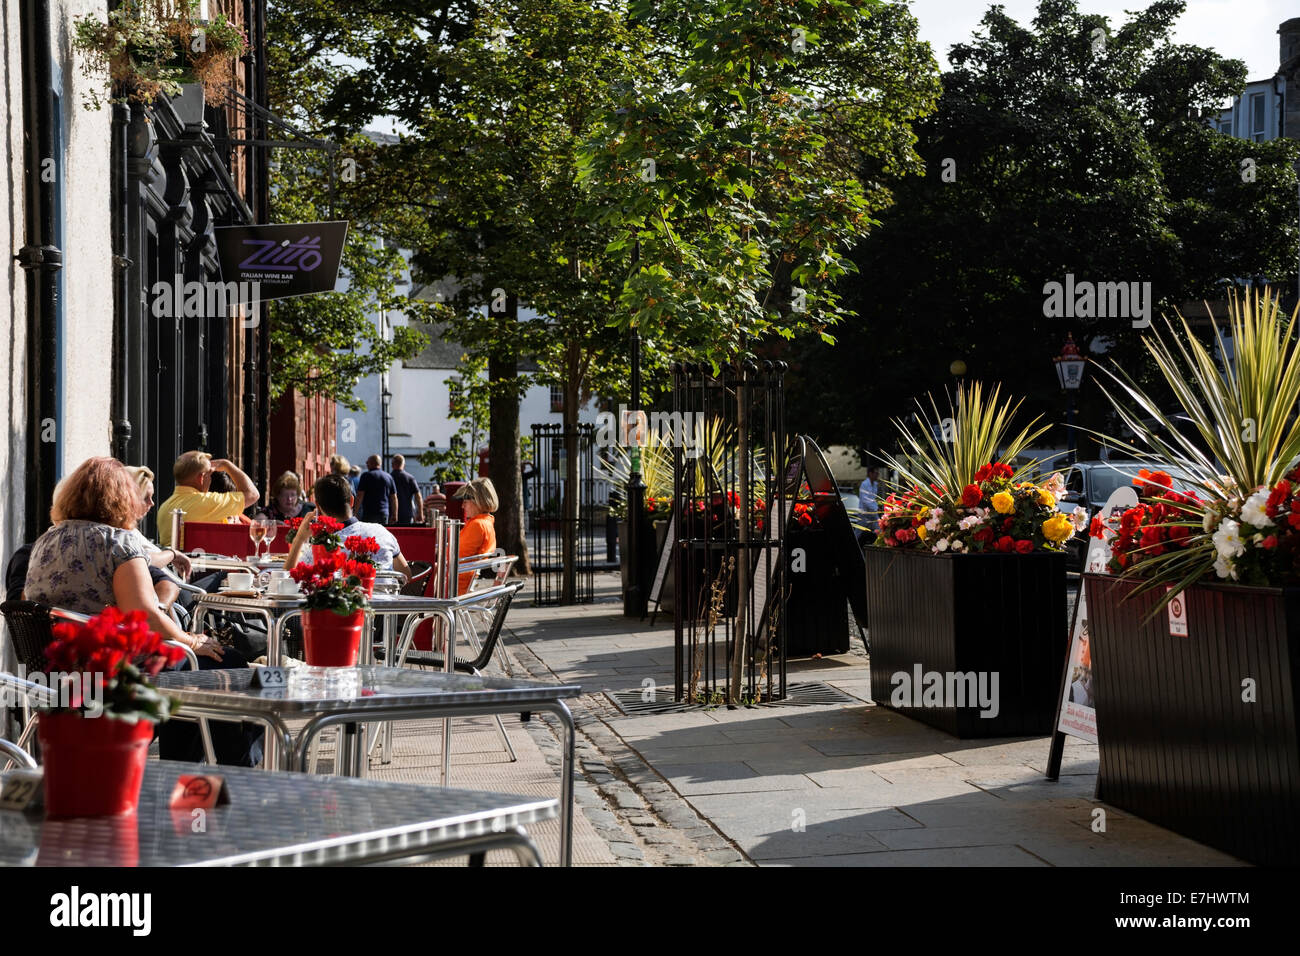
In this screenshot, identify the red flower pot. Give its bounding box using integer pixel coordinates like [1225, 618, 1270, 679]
[301, 608, 365, 666]
[38, 712, 155, 819]
[312, 543, 338, 564]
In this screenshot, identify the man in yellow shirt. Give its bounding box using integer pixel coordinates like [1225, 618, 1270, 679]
[158, 451, 261, 549]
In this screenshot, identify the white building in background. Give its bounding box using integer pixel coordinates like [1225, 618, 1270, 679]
[335, 250, 601, 493]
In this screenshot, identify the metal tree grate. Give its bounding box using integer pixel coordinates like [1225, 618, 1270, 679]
[606, 681, 857, 716]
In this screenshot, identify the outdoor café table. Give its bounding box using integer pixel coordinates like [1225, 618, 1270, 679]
[0, 759, 556, 866]
[152, 665, 582, 866]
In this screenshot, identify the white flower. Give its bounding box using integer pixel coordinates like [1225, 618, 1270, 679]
[1043, 472, 1066, 499]
[951, 539, 965, 551]
[957, 514, 982, 531]
[1070, 506, 1088, 531]
[1240, 487, 1274, 529]
[1212, 518, 1245, 560]
[1203, 509, 1219, 534]
[1213, 555, 1234, 579]
[934, 538, 949, 552]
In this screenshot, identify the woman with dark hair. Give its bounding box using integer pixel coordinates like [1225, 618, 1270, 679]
[24, 457, 262, 766]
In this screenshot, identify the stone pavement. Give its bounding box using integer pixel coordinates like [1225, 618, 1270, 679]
[499, 573, 1245, 867]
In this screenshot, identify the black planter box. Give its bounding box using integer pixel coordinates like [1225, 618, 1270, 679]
[785, 527, 850, 657]
[864, 547, 1068, 737]
[1085, 574, 1300, 866]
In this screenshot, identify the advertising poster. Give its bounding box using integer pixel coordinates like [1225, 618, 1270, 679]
[1056, 486, 1138, 743]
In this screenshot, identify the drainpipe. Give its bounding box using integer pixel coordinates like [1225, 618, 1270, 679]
[111, 99, 132, 463]
[17, 0, 61, 539]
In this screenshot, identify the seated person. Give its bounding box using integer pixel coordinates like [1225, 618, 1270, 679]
[157, 451, 259, 549]
[24, 457, 261, 767]
[207, 470, 251, 523]
[285, 473, 412, 576]
[261, 471, 315, 523]
[125, 465, 194, 612]
[454, 477, 498, 594]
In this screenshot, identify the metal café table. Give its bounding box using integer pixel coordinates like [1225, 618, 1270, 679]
[153, 665, 582, 866]
[0, 760, 556, 866]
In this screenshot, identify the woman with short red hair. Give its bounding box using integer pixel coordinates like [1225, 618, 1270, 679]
[24, 457, 262, 766]
[24, 457, 224, 661]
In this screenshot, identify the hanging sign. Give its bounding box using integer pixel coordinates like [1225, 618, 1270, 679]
[215, 221, 349, 301]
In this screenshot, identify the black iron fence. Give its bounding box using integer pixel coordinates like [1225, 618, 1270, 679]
[529, 422, 597, 605]
[670, 361, 787, 704]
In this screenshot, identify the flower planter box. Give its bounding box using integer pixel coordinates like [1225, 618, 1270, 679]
[864, 547, 1067, 737]
[1084, 574, 1300, 866]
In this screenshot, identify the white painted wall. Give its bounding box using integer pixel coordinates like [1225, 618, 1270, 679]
[57, 1, 114, 470]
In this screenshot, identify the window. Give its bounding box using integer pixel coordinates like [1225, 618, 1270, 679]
[448, 378, 460, 415]
[450, 435, 464, 450]
[1250, 93, 1266, 141]
[549, 384, 563, 413]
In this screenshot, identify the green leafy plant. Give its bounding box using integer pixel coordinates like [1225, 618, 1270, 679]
[877, 381, 1049, 512]
[1091, 289, 1300, 597]
[72, 0, 247, 110]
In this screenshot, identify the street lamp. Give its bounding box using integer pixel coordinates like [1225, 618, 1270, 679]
[1053, 333, 1087, 463]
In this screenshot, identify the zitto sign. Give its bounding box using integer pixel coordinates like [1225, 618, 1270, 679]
[214, 220, 349, 301]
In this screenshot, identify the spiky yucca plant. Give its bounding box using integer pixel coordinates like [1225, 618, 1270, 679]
[878, 382, 1049, 509]
[1092, 288, 1300, 597]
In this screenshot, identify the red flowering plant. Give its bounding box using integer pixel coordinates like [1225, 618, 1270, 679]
[289, 548, 374, 614]
[41, 607, 184, 723]
[1088, 291, 1300, 599]
[344, 536, 382, 568]
[282, 516, 305, 537]
[1096, 470, 1203, 575]
[308, 515, 344, 552]
[873, 384, 1085, 555]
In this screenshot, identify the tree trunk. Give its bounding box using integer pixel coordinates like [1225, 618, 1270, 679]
[489, 350, 530, 575]
[561, 341, 581, 604]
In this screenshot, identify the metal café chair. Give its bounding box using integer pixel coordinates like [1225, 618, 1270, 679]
[0, 736, 36, 770]
[0, 600, 212, 764]
[383, 581, 526, 765]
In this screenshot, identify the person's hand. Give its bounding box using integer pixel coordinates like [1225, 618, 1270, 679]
[191, 636, 226, 661]
[171, 551, 192, 579]
[210, 458, 232, 472]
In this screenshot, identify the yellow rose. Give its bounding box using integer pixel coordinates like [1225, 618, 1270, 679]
[1043, 514, 1074, 543]
[992, 491, 1015, 514]
[1038, 489, 1055, 508]
[917, 525, 928, 540]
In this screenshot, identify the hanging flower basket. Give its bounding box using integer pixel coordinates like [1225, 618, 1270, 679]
[71, 0, 248, 110]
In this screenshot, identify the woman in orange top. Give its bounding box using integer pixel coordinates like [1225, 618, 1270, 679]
[454, 477, 498, 593]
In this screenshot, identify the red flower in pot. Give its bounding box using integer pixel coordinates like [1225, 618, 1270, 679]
[290, 554, 372, 666]
[308, 515, 345, 565]
[38, 608, 185, 819]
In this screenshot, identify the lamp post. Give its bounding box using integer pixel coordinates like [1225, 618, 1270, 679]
[624, 240, 646, 618]
[1053, 334, 1087, 464]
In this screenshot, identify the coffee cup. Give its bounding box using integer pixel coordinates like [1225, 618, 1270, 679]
[226, 571, 254, 590]
[270, 570, 298, 595]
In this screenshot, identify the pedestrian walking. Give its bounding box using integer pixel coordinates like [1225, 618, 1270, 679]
[389, 454, 424, 526]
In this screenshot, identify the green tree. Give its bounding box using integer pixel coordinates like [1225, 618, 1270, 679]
[342, 0, 664, 595]
[418, 352, 490, 479]
[577, 0, 940, 696]
[785, 0, 1300, 456]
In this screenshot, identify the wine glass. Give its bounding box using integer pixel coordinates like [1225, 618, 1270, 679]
[263, 520, 279, 560]
[249, 517, 268, 561]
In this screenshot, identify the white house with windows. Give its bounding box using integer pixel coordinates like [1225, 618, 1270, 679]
[336, 253, 601, 491]
[1211, 19, 1300, 144]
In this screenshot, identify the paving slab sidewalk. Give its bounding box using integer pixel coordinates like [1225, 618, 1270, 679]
[504, 572, 1244, 867]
